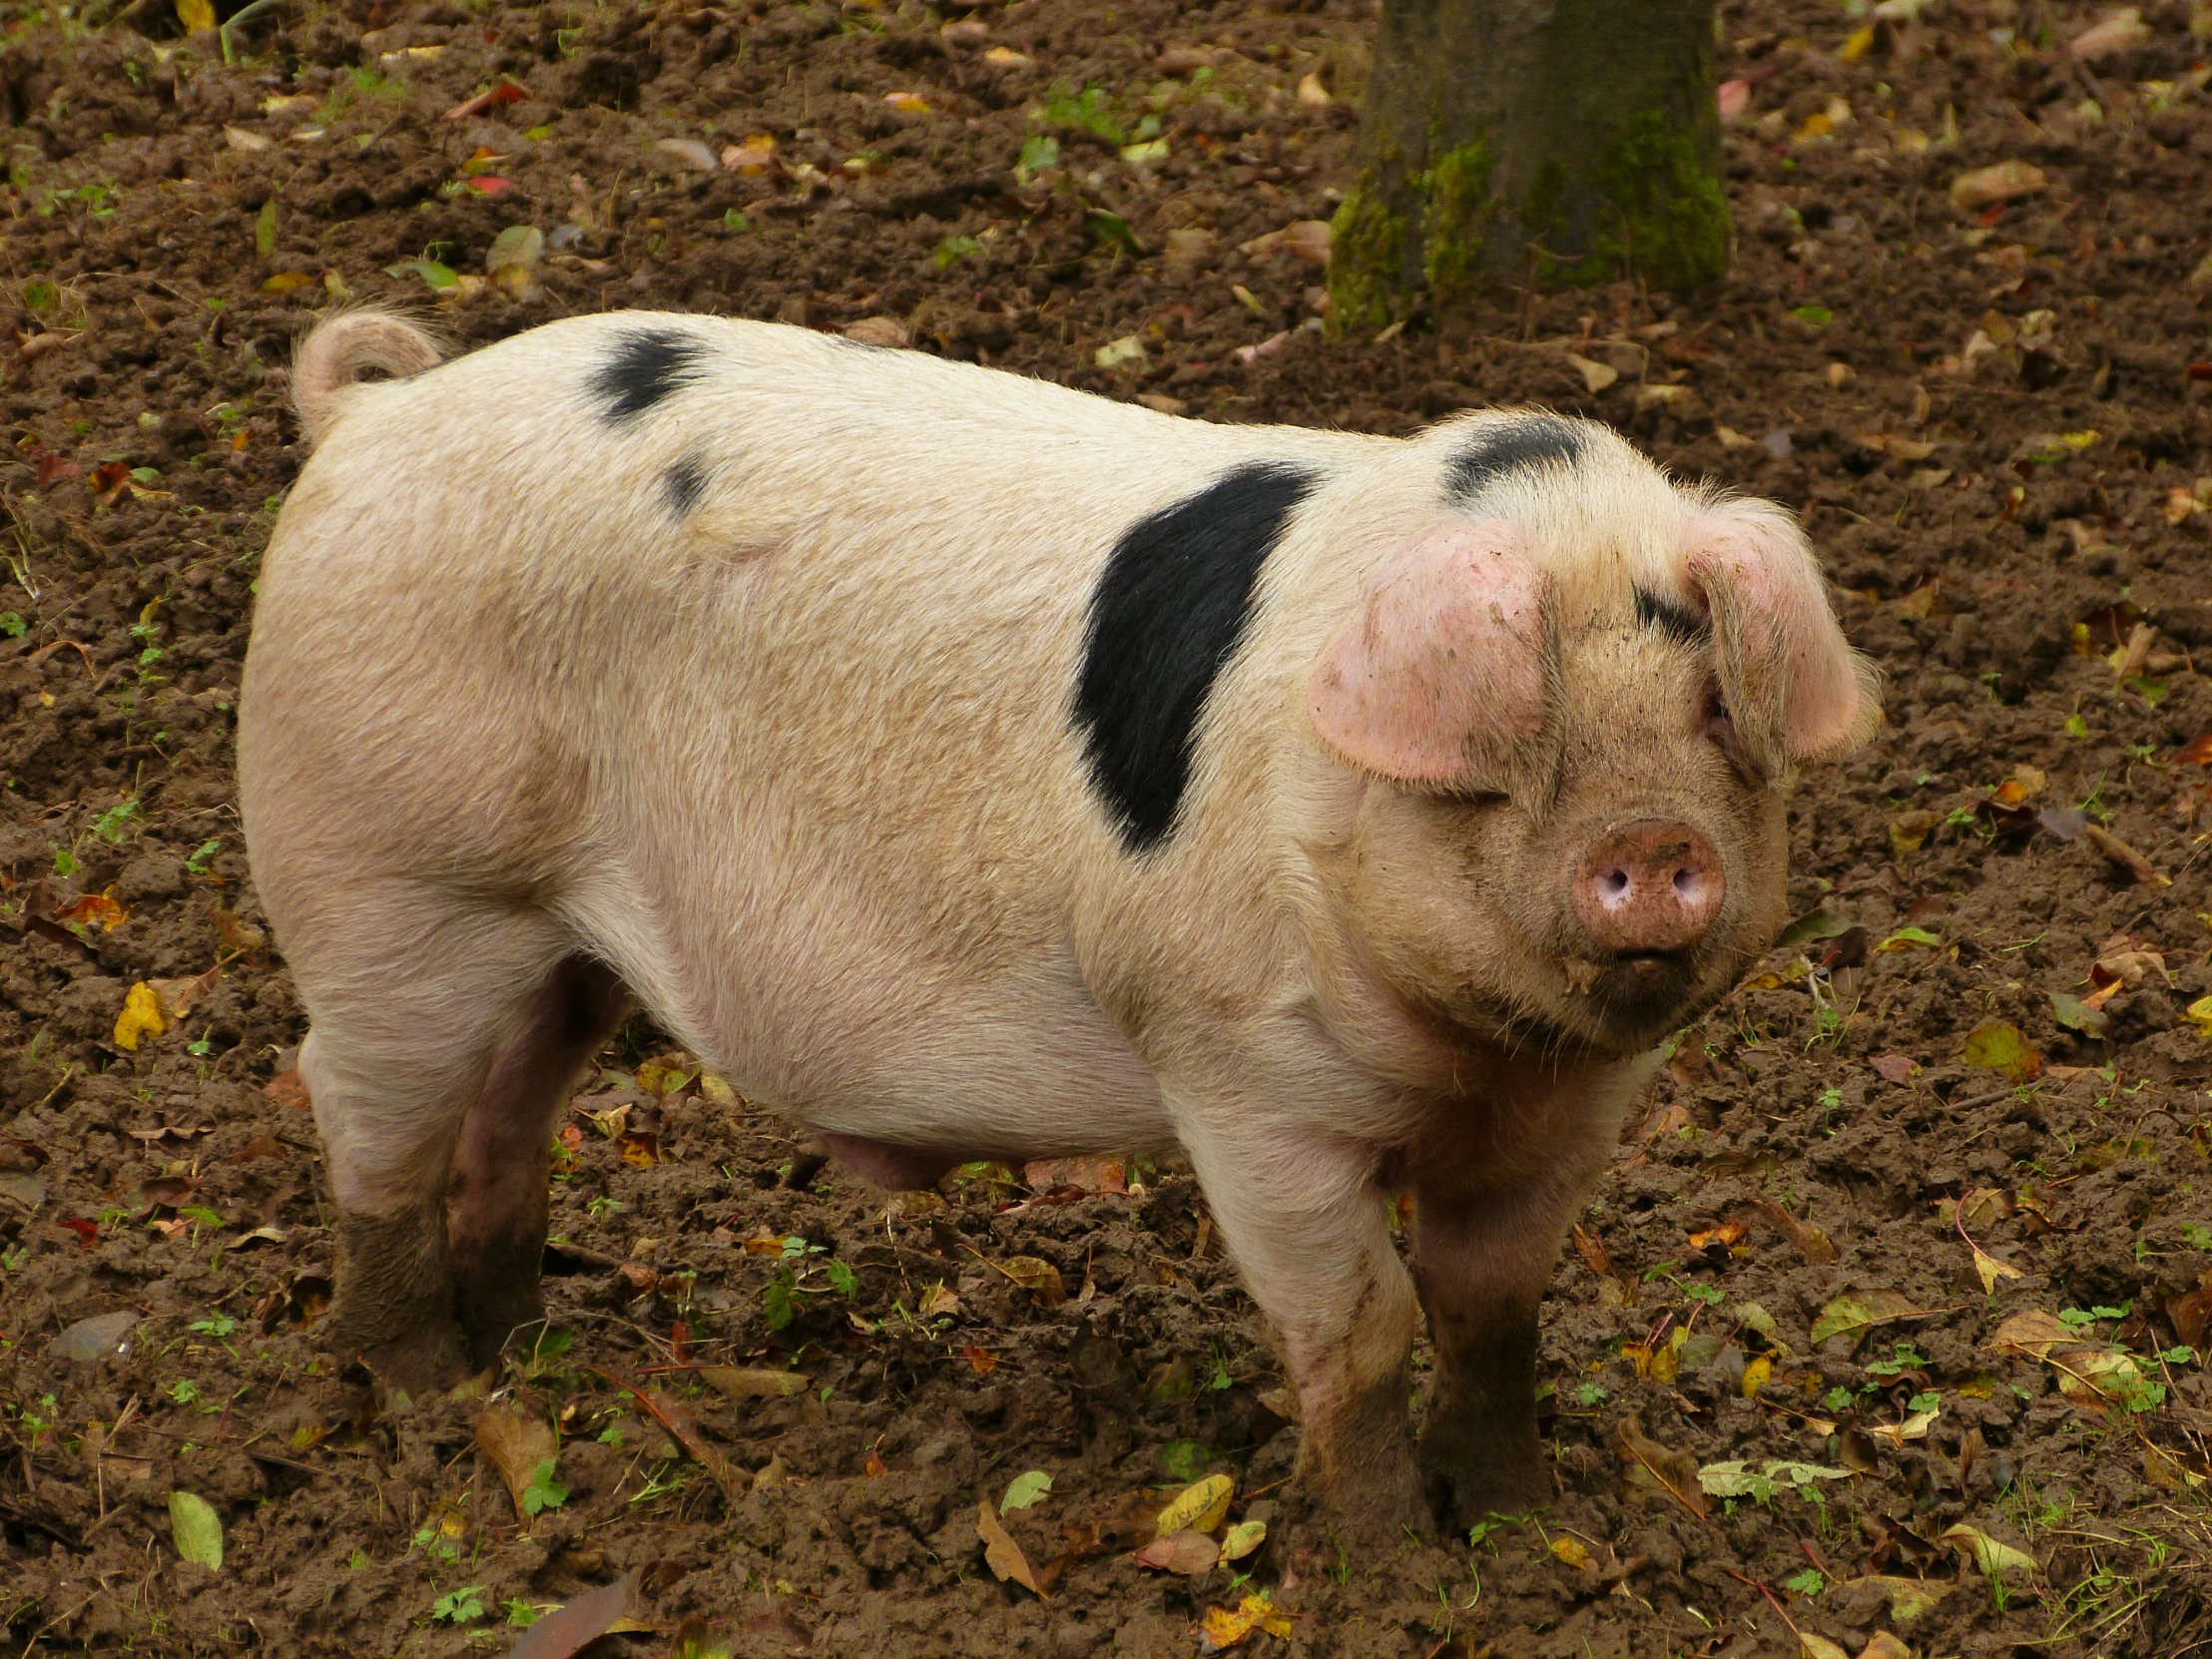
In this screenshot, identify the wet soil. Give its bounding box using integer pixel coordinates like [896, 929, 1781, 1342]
[2, 0, 2211, 1654]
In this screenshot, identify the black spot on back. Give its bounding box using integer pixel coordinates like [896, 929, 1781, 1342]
[662, 454, 710, 517]
[591, 327, 706, 423]
[1634, 586, 1711, 647]
[1448, 416, 1587, 501]
[1075, 462, 1319, 851]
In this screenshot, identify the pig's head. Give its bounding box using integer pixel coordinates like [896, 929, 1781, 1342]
[1305, 418, 1879, 1063]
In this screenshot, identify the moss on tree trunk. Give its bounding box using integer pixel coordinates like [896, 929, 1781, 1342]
[1328, 0, 1728, 332]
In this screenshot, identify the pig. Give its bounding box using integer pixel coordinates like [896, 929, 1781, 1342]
[240, 308, 1877, 1536]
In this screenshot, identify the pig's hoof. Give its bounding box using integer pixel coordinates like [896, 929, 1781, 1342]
[1420, 1443, 1550, 1535]
[341, 1318, 471, 1397]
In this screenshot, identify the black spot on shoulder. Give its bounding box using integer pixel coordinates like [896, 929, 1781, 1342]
[1075, 461, 1319, 851]
[1448, 416, 1587, 502]
[591, 327, 706, 423]
[1635, 586, 1711, 647]
[662, 454, 710, 517]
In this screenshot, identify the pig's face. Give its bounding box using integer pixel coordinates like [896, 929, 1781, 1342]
[1307, 458, 1877, 1065]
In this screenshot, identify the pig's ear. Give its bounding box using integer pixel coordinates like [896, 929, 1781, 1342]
[1308, 521, 1548, 786]
[1688, 504, 1881, 770]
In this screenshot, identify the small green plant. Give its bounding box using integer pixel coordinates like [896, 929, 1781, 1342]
[430, 1585, 485, 1625]
[91, 799, 141, 843]
[520, 1458, 567, 1515]
[186, 838, 222, 874]
[189, 1313, 237, 1339]
[2181, 1222, 2212, 1251]
[346, 1549, 368, 1570]
[410, 1524, 459, 1564]
[722, 208, 749, 231]
[1570, 1382, 1607, 1408]
[764, 1262, 801, 1330]
[1865, 1342, 1929, 1379]
[825, 1259, 858, 1299]
[1823, 1385, 1854, 1413]
[1683, 1283, 1725, 1309]
[1783, 1567, 1825, 1596]
[500, 1597, 542, 1628]
[1015, 134, 1060, 182]
[51, 845, 79, 877]
[0, 612, 24, 637]
[932, 234, 982, 269]
[1041, 82, 1123, 144]
[585, 1196, 624, 1220]
[168, 1379, 202, 1406]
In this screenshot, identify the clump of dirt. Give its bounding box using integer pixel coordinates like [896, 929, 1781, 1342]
[1, 0, 2210, 1655]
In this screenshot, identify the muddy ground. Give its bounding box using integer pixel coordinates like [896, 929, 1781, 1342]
[0, 0, 2210, 1653]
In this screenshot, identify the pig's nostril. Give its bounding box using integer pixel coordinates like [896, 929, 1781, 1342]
[1601, 868, 1629, 899]
[1672, 867, 1698, 897]
[1573, 820, 1726, 955]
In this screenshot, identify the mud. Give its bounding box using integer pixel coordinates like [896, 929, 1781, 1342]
[1, 0, 2209, 1654]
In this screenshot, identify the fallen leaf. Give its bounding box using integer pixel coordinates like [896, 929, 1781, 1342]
[1841, 1575, 1951, 1623]
[1000, 1256, 1066, 1306]
[699, 1366, 810, 1400]
[1221, 1518, 1266, 1560]
[655, 138, 719, 172]
[1282, 220, 1331, 266]
[586, 1370, 744, 1500]
[1741, 1355, 1774, 1397]
[1864, 1405, 1938, 1448]
[0, 1171, 41, 1209]
[53, 890, 126, 930]
[2070, 8, 2151, 59]
[1755, 1199, 1839, 1264]
[1718, 77, 1753, 119]
[222, 124, 273, 152]
[1938, 1522, 2037, 1585]
[1295, 70, 1331, 107]
[1549, 1534, 1594, 1570]
[1094, 334, 1146, 369]
[1154, 1472, 1234, 1537]
[225, 1225, 287, 1251]
[1615, 1415, 1706, 1516]
[1198, 1591, 1293, 1650]
[884, 91, 931, 113]
[2083, 824, 2168, 884]
[1799, 1634, 1852, 1659]
[170, 1490, 223, 1569]
[52, 1310, 138, 1362]
[1021, 1156, 1127, 1195]
[1688, 1220, 1748, 1252]
[441, 78, 527, 121]
[841, 315, 910, 348]
[983, 45, 1032, 67]
[2049, 990, 2110, 1040]
[1962, 1021, 2041, 1083]
[1001, 1469, 1052, 1512]
[152, 972, 214, 1023]
[1878, 924, 1941, 951]
[1970, 1241, 2023, 1294]
[1134, 1528, 1220, 1573]
[176, 0, 215, 28]
[1566, 352, 1619, 393]
[1871, 1053, 1922, 1085]
[1697, 1459, 1852, 1499]
[722, 136, 777, 172]
[917, 1283, 960, 1319]
[1949, 160, 2047, 210]
[509, 1570, 639, 1659]
[113, 982, 167, 1050]
[976, 1499, 1048, 1597]
[1811, 1289, 1935, 1348]
[961, 1344, 998, 1375]
[476, 1407, 558, 1528]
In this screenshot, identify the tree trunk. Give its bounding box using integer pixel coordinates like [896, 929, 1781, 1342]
[1328, 0, 1728, 331]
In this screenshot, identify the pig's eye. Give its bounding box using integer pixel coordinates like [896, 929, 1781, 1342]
[1704, 686, 1759, 780]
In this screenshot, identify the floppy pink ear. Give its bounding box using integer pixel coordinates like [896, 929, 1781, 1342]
[1688, 504, 1879, 764]
[1308, 521, 1547, 785]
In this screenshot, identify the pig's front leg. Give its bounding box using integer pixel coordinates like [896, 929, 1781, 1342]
[1183, 1121, 1424, 1537]
[1408, 1083, 1628, 1530]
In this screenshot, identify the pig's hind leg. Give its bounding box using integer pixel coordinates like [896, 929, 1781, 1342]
[447, 953, 630, 1369]
[296, 899, 591, 1391]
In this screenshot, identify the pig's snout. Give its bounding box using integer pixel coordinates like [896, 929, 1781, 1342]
[1572, 821, 1724, 955]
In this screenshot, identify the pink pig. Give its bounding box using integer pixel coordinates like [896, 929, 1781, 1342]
[241, 310, 1877, 1534]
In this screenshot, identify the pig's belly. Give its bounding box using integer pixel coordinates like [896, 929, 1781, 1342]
[594, 904, 1171, 1162]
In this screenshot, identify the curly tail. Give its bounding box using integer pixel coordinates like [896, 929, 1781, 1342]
[290, 309, 444, 447]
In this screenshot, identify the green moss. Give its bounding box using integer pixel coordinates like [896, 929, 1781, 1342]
[1325, 172, 1409, 336]
[1419, 139, 1494, 304]
[1586, 109, 1729, 291]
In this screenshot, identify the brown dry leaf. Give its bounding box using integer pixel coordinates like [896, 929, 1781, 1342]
[509, 1570, 639, 1659]
[1021, 1156, 1127, 1195]
[1948, 160, 2047, 210]
[1870, 1053, 1922, 1085]
[1565, 352, 1620, 393]
[1614, 1414, 1707, 1517]
[2166, 1270, 2212, 1349]
[1571, 1222, 1614, 1280]
[1865, 1405, 1938, 1448]
[151, 972, 214, 1023]
[264, 1071, 311, 1111]
[475, 1406, 556, 1528]
[1133, 1528, 1220, 1574]
[917, 1282, 960, 1319]
[842, 316, 910, 348]
[586, 1370, 744, 1500]
[1799, 1635, 1852, 1659]
[2083, 824, 2169, 885]
[976, 1499, 1048, 1597]
[1000, 1256, 1066, 1306]
[1988, 1310, 2078, 1360]
[2070, 8, 2152, 58]
[699, 1366, 810, 1400]
[212, 910, 267, 955]
[1757, 1200, 1840, 1264]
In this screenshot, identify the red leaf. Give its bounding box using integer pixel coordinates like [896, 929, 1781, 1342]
[465, 176, 514, 195]
[57, 1218, 99, 1249]
[2176, 733, 2212, 766]
[961, 1344, 999, 1376]
[2188, 363, 2212, 383]
[441, 78, 527, 121]
[33, 450, 79, 486]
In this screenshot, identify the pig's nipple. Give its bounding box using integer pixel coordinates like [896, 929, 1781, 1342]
[1571, 820, 1725, 955]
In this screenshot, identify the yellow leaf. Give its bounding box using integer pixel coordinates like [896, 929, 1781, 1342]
[1800, 1634, 1852, 1659]
[1971, 1242, 2023, 1294]
[1221, 1519, 1266, 1560]
[1549, 1535, 1593, 1569]
[1938, 1522, 2037, 1584]
[1741, 1355, 1774, 1398]
[2184, 994, 2212, 1035]
[1865, 1405, 1938, 1448]
[114, 982, 168, 1050]
[1840, 24, 1876, 59]
[176, 0, 216, 31]
[883, 92, 930, 113]
[1154, 1472, 1233, 1538]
